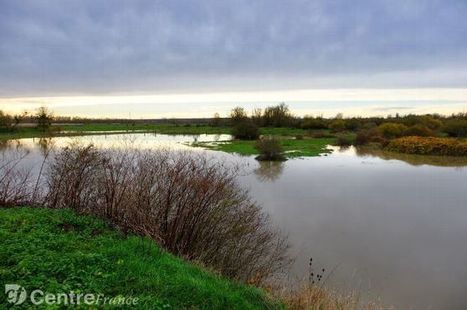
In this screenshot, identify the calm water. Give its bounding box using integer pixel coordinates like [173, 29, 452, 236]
[2, 133, 467, 309]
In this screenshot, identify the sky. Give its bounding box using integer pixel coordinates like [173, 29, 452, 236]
[0, 0, 466, 118]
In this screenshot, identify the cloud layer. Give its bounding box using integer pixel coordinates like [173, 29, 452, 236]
[1, 0, 467, 96]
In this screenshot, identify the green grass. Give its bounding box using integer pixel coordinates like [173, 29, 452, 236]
[0, 124, 311, 141]
[193, 137, 335, 158]
[0, 207, 281, 309]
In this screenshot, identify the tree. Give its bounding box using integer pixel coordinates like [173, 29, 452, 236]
[36, 107, 52, 132]
[263, 103, 292, 127]
[0, 110, 13, 131]
[211, 112, 221, 127]
[251, 108, 263, 126]
[230, 106, 248, 125]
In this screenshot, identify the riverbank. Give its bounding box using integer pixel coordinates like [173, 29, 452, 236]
[0, 207, 281, 309]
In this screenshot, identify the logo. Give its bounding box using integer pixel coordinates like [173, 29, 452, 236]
[4, 284, 138, 306]
[5, 284, 27, 305]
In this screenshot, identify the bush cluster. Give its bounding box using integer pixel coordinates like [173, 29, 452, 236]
[386, 137, 467, 156]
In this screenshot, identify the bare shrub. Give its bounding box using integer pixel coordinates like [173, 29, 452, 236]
[45, 144, 103, 211]
[0, 150, 34, 206]
[45, 144, 290, 283]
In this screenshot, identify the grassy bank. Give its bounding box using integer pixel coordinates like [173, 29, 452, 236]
[192, 137, 335, 157]
[0, 207, 281, 309]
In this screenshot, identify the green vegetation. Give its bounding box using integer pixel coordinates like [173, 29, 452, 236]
[255, 137, 286, 161]
[386, 136, 467, 156]
[1, 104, 466, 157]
[0, 207, 281, 309]
[193, 137, 334, 157]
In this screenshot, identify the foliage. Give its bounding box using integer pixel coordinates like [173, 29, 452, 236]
[301, 116, 327, 130]
[442, 119, 467, 137]
[335, 133, 355, 146]
[0, 207, 281, 309]
[328, 119, 346, 132]
[45, 145, 289, 283]
[262, 103, 294, 127]
[255, 137, 286, 161]
[230, 106, 248, 125]
[377, 122, 408, 139]
[386, 136, 467, 156]
[232, 119, 260, 140]
[355, 128, 386, 145]
[0, 110, 13, 131]
[36, 106, 52, 132]
[403, 124, 433, 137]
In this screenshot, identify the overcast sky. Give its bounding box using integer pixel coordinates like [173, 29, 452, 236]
[1, 0, 466, 117]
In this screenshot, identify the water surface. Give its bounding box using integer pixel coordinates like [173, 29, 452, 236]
[2, 133, 467, 309]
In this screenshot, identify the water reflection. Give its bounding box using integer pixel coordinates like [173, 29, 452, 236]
[1, 134, 467, 309]
[254, 161, 285, 182]
[356, 146, 467, 167]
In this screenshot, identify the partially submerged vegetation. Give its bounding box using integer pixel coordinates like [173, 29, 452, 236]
[255, 137, 286, 161]
[0, 144, 391, 309]
[192, 137, 334, 158]
[1, 104, 466, 157]
[386, 136, 467, 156]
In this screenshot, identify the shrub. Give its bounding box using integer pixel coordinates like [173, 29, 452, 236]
[0, 150, 34, 206]
[232, 120, 260, 140]
[355, 128, 386, 145]
[377, 122, 408, 139]
[45, 145, 289, 283]
[335, 134, 355, 146]
[255, 137, 286, 161]
[403, 124, 433, 137]
[301, 116, 327, 130]
[442, 119, 467, 137]
[386, 136, 467, 156]
[328, 119, 346, 132]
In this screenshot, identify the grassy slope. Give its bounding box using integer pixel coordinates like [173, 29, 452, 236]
[193, 138, 335, 157]
[0, 207, 281, 309]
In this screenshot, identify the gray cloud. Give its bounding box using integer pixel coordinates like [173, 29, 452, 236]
[1, 0, 467, 96]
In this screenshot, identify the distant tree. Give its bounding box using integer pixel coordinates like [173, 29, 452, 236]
[251, 108, 263, 126]
[0, 110, 13, 131]
[36, 106, 52, 132]
[263, 103, 293, 127]
[230, 106, 248, 125]
[211, 112, 221, 127]
[329, 119, 346, 132]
